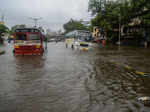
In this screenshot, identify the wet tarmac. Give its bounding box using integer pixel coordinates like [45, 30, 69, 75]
[0, 42, 150, 112]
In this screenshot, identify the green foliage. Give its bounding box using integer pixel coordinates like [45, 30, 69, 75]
[0, 24, 8, 35]
[63, 19, 88, 34]
[88, 0, 150, 41]
[88, 0, 107, 15]
[0, 24, 9, 44]
[9, 30, 14, 35]
[90, 1, 120, 34]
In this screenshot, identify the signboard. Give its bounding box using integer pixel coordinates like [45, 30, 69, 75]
[15, 29, 39, 33]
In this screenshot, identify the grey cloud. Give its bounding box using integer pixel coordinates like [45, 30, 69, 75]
[0, 0, 91, 31]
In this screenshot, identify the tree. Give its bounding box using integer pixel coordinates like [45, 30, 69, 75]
[63, 19, 88, 34]
[88, 0, 150, 42]
[0, 24, 9, 44]
[89, 1, 121, 38]
[88, 0, 107, 15]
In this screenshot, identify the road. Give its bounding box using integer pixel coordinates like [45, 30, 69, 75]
[0, 42, 150, 112]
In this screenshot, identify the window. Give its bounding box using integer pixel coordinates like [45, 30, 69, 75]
[16, 34, 26, 40]
[28, 33, 40, 40]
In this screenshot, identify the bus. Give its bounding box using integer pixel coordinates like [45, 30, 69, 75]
[65, 30, 92, 50]
[13, 28, 45, 55]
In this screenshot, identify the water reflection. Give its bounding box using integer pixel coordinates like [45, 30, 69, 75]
[1, 43, 150, 112]
[84, 45, 150, 112]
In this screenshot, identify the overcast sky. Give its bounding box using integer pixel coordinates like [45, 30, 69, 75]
[0, 0, 92, 31]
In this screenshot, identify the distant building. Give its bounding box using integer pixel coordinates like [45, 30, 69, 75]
[122, 17, 141, 37]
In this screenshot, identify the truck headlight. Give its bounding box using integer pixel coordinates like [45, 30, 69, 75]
[15, 45, 19, 48]
[36, 45, 41, 48]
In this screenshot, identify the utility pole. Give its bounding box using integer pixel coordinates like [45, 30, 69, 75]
[0, 14, 5, 24]
[1, 15, 4, 22]
[29, 17, 42, 28]
[119, 14, 121, 47]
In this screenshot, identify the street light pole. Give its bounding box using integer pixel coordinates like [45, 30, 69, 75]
[29, 17, 42, 28]
[118, 14, 121, 48]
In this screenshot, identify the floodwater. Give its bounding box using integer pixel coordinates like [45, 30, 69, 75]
[0, 42, 150, 112]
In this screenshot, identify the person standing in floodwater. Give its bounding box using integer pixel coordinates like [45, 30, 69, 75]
[144, 30, 148, 48]
[55, 40, 57, 43]
[100, 32, 106, 47]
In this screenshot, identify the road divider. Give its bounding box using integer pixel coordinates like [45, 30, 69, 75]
[135, 71, 145, 76]
[124, 65, 132, 70]
[109, 60, 150, 104]
[110, 60, 150, 77]
[124, 65, 150, 77]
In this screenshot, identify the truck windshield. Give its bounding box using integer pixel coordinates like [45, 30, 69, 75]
[78, 36, 88, 41]
[28, 33, 40, 40]
[16, 34, 27, 40]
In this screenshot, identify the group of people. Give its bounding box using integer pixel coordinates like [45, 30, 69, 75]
[96, 32, 106, 47]
[96, 30, 149, 48]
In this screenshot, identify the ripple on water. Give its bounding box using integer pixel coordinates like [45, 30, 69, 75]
[84, 55, 150, 111]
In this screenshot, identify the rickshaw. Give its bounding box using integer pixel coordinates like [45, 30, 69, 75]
[13, 28, 45, 56]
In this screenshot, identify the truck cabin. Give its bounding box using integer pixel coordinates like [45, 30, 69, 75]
[14, 28, 42, 42]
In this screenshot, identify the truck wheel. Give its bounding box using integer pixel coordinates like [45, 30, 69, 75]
[13, 49, 16, 56]
[13, 49, 15, 54]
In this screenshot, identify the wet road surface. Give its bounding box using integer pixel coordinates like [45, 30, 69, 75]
[0, 42, 150, 112]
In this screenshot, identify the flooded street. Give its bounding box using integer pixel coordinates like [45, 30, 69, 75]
[0, 42, 150, 112]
